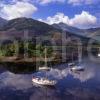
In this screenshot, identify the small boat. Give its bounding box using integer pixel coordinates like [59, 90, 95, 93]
[69, 49, 84, 72]
[39, 47, 51, 71]
[32, 77, 57, 86]
[68, 63, 75, 68]
[70, 66, 85, 72]
[39, 67, 51, 71]
[68, 62, 84, 72]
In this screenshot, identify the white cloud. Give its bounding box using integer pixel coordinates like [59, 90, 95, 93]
[36, 0, 65, 4]
[0, 1, 37, 20]
[68, 0, 98, 5]
[40, 11, 97, 29]
[45, 13, 70, 24]
[70, 11, 97, 28]
[0, 71, 32, 90]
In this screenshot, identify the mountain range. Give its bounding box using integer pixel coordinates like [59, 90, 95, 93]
[52, 22, 100, 38]
[0, 17, 60, 39]
[0, 17, 99, 41]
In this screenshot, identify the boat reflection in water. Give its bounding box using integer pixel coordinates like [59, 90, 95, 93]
[32, 47, 57, 86]
[32, 76, 57, 86]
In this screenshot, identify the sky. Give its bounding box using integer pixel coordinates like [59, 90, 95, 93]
[0, 0, 100, 29]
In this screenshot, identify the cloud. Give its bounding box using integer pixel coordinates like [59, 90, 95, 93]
[0, 1, 37, 20]
[69, 11, 97, 28]
[40, 11, 97, 29]
[68, 0, 99, 6]
[0, 71, 32, 90]
[36, 0, 65, 4]
[43, 13, 70, 24]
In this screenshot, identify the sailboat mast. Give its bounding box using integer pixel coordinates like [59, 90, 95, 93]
[72, 51, 73, 62]
[78, 45, 82, 64]
[45, 47, 47, 67]
[45, 47, 48, 79]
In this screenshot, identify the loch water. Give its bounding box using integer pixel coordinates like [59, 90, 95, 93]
[0, 58, 100, 100]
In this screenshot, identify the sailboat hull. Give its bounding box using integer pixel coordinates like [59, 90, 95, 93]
[39, 67, 50, 71]
[71, 67, 85, 71]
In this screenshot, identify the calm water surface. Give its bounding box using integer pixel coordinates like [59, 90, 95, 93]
[0, 58, 100, 100]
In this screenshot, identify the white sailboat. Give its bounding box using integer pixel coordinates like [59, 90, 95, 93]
[70, 65, 84, 71]
[32, 47, 57, 86]
[39, 48, 50, 71]
[68, 52, 75, 68]
[69, 48, 84, 72]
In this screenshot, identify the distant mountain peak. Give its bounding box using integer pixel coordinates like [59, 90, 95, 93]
[52, 22, 82, 35]
[52, 22, 100, 38]
[53, 22, 79, 30]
